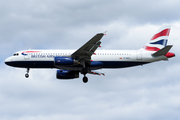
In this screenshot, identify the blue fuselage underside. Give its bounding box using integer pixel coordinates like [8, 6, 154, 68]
[5, 61, 149, 69]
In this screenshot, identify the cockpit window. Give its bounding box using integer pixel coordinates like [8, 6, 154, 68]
[13, 53, 19, 56]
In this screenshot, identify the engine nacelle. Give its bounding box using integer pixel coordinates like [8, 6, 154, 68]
[56, 70, 79, 79]
[54, 57, 78, 66]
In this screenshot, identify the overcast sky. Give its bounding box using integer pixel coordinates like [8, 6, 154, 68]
[1, 0, 180, 120]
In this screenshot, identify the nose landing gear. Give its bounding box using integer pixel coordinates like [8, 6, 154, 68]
[25, 68, 30, 78]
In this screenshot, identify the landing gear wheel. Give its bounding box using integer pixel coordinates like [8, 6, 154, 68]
[83, 76, 88, 83]
[25, 73, 29, 78]
[25, 68, 30, 78]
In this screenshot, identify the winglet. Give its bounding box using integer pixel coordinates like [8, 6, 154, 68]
[103, 31, 108, 35]
[152, 45, 173, 57]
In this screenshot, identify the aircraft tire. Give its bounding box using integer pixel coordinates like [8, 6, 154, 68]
[25, 74, 29, 78]
[83, 76, 88, 83]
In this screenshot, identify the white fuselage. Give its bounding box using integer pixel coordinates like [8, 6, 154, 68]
[5, 49, 167, 70]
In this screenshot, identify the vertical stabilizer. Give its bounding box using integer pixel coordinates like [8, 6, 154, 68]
[143, 25, 171, 51]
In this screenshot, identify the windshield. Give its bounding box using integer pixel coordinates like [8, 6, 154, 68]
[13, 53, 19, 56]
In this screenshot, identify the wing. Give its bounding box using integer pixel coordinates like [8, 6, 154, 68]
[71, 33, 105, 67]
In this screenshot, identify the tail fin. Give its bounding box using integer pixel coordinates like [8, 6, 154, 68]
[143, 25, 171, 51]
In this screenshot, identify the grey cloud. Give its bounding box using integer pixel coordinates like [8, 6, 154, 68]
[1, 0, 180, 51]
[1, 0, 180, 120]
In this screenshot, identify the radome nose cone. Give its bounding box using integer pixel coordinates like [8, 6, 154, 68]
[5, 61, 10, 66]
[4, 57, 11, 66]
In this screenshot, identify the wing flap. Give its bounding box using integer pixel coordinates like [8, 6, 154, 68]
[88, 70, 105, 76]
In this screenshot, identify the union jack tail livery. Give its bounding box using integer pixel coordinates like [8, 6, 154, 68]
[144, 25, 171, 51]
[142, 25, 174, 58]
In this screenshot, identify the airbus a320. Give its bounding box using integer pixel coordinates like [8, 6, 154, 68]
[5, 26, 175, 83]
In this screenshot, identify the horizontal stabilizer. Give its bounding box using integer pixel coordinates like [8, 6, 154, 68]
[152, 45, 173, 57]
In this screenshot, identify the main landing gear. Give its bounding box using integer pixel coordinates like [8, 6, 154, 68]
[82, 68, 88, 83]
[83, 76, 88, 83]
[25, 68, 30, 78]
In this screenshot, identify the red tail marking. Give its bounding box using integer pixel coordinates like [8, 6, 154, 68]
[143, 46, 161, 51]
[151, 29, 170, 40]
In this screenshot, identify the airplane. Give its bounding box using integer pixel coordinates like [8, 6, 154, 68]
[5, 25, 175, 83]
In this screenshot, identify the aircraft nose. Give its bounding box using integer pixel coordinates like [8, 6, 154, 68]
[5, 57, 12, 66]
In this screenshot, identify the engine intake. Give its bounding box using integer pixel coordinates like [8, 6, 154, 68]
[54, 57, 78, 66]
[56, 70, 79, 79]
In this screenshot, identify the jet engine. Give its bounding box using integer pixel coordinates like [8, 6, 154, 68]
[54, 57, 78, 66]
[56, 70, 79, 79]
